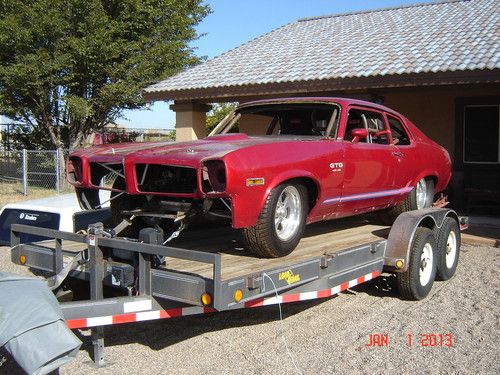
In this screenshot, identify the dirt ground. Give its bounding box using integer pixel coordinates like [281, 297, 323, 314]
[0, 242, 499, 375]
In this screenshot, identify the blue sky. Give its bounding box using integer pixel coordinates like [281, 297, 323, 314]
[118, 0, 432, 129]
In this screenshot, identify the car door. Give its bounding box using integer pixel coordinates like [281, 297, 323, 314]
[385, 113, 417, 192]
[339, 107, 400, 214]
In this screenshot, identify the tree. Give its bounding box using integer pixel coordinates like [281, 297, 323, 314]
[206, 102, 237, 134]
[0, 0, 210, 151]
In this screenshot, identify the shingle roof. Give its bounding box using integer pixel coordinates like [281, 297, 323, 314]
[145, 0, 500, 100]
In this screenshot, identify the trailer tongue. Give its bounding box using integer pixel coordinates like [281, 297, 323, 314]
[6, 208, 465, 367]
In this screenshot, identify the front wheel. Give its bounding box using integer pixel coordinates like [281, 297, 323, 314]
[396, 227, 437, 300]
[242, 183, 308, 258]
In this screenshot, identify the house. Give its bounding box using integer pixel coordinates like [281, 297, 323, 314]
[143, 0, 500, 210]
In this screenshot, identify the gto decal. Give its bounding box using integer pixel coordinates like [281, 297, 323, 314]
[329, 162, 343, 172]
[278, 270, 301, 285]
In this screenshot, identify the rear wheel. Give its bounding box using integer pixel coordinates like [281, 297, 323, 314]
[242, 182, 308, 258]
[436, 217, 460, 281]
[396, 227, 437, 300]
[379, 178, 435, 224]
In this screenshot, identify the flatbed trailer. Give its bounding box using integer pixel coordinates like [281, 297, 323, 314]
[8, 207, 466, 367]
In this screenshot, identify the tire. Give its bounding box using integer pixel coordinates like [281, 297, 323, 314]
[379, 178, 435, 225]
[76, 187, 100, 210]
[110, 177, 144, 237]
[396, 227, 437, 300]
[242, 183, 308, 258]
[436, 217, 460, 281]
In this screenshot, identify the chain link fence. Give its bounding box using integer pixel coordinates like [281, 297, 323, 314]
[0, 149, 66, 196]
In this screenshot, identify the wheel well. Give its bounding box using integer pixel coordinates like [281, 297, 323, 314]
[418, 216, 436, 231]
[426, 175, 438, 187]
[287, 177, 319, 213]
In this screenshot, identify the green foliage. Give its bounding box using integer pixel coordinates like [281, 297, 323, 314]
[0, 0, 210, 150]
[206, 102, 237, 133]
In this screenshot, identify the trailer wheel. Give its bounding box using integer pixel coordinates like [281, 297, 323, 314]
[436, 217, 460, 281]
[379, 178, 435, 224]
[396, 227, 437, 300]
[242, 182, 308, 258]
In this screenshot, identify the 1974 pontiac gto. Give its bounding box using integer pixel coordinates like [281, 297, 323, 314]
[67, 98, 451, 257]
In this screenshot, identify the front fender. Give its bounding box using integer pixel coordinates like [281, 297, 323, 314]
[230, 169, 321, 228]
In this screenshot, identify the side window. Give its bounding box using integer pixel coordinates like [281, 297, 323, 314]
[387, 116, 411, 145]
[344, 109, 366, 142]
[344, 109, 389, 145]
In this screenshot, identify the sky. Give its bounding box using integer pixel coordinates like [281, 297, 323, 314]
[118, 0, 433, 130]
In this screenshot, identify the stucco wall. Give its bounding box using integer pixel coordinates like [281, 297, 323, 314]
[382, 84, 500, 207]
[383, 85, 499, 162]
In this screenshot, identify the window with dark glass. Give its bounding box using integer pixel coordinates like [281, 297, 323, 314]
[464, 105, 500, 163]
[387, 115, 411, 146]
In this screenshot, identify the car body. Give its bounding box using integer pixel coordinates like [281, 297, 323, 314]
[67, 98, 452, 257]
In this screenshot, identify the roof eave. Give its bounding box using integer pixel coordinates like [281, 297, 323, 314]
[142, 69, 500, 102]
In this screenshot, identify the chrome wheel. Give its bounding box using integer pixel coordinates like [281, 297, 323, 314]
[416, 179, 428, 209]
[419, 243, 434, 286]
[445, 230, 457, 269]
[274, 185, 302, 241]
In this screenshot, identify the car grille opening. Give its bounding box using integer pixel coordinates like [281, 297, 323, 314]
[136, 164, 197, 194]
[67, 157, 83, 183]
[89, 162, 124, 190]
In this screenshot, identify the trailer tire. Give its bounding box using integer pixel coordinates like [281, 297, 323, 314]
[242, 182, 308, 258]
[396, 227, 437, 300]
[436, 217, 460, 281]
[379, 178, 435, 225]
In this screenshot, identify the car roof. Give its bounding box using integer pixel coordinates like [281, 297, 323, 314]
[238, 97, 401, 117]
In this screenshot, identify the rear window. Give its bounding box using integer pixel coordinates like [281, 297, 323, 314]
[0, 209, 60, 245]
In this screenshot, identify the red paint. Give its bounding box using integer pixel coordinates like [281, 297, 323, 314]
[160, 308, 183, 318]
[112, 313, 137, 325]
[66, 318, 87, 329]
[68, 97, 451, 229]
[282, 294, 300, 303]
[317, 289, 332, 298]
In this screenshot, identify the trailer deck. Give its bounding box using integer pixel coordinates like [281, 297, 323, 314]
[34, 215, 389, 280]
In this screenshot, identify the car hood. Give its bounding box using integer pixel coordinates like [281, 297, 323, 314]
[72, 134, 306, 163]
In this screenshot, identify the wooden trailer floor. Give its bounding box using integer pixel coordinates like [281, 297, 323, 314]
[165, 215, 389, 280]
[38, 215, 390, 281]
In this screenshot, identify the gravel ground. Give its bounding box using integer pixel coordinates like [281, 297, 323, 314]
[1, 243, 499, 375]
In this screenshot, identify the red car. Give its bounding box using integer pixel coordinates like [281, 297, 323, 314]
[67, 98, 451, 257]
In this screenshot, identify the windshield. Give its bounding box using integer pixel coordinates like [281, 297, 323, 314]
[210, 103, 339, 138]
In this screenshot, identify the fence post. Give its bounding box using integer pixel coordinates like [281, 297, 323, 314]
[22, 149, 28, 195]
[55, 149, 61, 193]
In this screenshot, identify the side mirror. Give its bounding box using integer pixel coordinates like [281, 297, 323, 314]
[350, 128, 368, 144]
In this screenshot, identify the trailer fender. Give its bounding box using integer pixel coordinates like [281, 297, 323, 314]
[384, 208, 460, 272]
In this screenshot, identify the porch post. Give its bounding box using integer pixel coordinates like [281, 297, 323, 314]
[170, 101, 212, 141]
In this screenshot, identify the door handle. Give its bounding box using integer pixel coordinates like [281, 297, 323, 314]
[392, 151, 403, 158]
